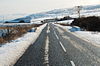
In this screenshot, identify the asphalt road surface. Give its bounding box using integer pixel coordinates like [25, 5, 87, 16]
[14, 23, 100, 66]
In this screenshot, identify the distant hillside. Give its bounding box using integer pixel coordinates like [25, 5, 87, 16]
[2, 4, 100, 23]
[29, 4, 100, 19]
[0, 14, 28, 23]
[83, 5, 100, 10]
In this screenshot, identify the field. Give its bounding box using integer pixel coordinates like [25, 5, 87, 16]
[0, 23, 42, 44]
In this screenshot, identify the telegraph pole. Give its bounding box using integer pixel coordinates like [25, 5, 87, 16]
[75, 6, 82, 18]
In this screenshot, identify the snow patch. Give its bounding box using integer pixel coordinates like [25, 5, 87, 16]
[57, 19, 74, 24]
[74, 31, 100, 46]
[55, 24, 100, 47]
[0, 23, 47, 66]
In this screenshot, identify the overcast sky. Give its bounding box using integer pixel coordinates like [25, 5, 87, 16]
[0, 0, 99, 14]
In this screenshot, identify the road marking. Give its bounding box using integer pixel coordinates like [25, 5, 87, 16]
[54, 31, 59, 40]
[55, 34, 59, 40]
[44, 36, 49, 66]
[54, 28, 66, 52]
[54, 31, 56, 35]
[53, 25, 76, 66]
[70, 61, 75, 66]
[59, 41, 66, 52]
[47, 25, 50, 33]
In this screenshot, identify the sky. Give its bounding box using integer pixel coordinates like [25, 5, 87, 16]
[0, 0, 100, 15]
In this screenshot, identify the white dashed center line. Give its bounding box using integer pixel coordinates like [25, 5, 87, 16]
[54, 30, 66, 52]
[70, 61, 75, 66]
[56, 34, 59, 40]
[59, 41, 66, 52]
[54, 31, 59, 40]
[53, 26, 76, 66]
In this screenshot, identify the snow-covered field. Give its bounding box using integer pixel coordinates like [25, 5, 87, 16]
[55, 24, 100, 47]
[0, 14, 28, 23]
[0, 23, 47, 66]
[57, 19, 74, 24]
[0, 23, 33, 27]
[69, 11, 100, 18]
[74, 31, 100, 46]
[31, 17, 56, 24]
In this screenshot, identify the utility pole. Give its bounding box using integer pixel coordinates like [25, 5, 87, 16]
[75, 6, 82, 18]
[55, 14, 58, 23]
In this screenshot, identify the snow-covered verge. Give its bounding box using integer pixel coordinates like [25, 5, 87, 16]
[73, 31, 100, 47]
[57, 19, 74, 24]
[0, 23, 47, 66]
[55, 24, 100, 47]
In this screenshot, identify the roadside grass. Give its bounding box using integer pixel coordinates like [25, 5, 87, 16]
[0, 24, 43, 44]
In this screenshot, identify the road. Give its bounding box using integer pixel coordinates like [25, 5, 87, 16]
[14, 23, 100, 66]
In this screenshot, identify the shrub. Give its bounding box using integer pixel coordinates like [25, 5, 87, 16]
[57, 23, 70, 26]
[57, 16, 72, 21]
[19, 20, 25, 23]
[71, 16, 100, 31]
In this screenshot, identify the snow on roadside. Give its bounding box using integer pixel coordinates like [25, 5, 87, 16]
[74, 31, 100, 46]
[0, 23, 47, 66]
[55, 24, 100, 47]
[57, 19, 74, 24]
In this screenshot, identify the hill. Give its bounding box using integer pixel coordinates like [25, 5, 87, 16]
[29, 4, 100, 19]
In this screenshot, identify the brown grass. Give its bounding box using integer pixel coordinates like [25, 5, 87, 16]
[0, 24, 43, 44]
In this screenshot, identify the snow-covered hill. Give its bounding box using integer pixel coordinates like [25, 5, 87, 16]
[0, 14, 28, 23]
[29, 4, 100, 19]
[0, 4, 100, 23]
